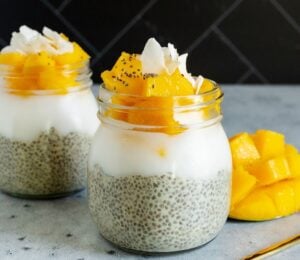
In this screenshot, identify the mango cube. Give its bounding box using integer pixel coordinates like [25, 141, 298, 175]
[290, 178, 300, 211]
[229, 189, 278, 221]
[101, 52, 145, 95]
[285, 144, 298, 155]
[286, 152, 300, 178]
[144, 69, 194, 97]
[252, 130, 285, 160]
[265, 181, 296, 217]
[229, 132, 260, 167]
[231, 167, 256, 210]
[249, 156, 291, 185]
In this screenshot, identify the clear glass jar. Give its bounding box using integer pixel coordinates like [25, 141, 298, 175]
[0, 63, 99, 199]
[88, 82, 232, 253]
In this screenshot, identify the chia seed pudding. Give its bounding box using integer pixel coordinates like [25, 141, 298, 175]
[88, 166, 230, 253]
[0, 127, 91, 198]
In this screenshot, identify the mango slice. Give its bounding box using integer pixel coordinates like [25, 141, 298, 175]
[229, 130, 300, 221]
[252, 130, 285, 160]
[229, 132, 260, 168]
[249, 156, 291, 186]
[231, 167, 256, 210]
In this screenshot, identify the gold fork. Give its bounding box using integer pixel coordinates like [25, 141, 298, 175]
[243, 234, 300, 259]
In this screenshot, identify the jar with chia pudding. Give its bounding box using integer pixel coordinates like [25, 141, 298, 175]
[0, 26, 99, 199]
[88, 38, 232, 253]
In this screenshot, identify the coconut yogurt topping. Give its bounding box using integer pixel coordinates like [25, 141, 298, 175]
[1, 25, 73, 55]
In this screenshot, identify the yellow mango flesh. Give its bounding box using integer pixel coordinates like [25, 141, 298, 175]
[252, 129, 285, 160]
[230, 189, 278, 221]
[231, 167, 256, 210]
[100, 52, 215, 135]
[285, 144, 300, 178]
[0, 42, 89, 95]
[144, 69, 194, 96]
[229, 129, 300, 221]
[101, 52, 145, 95]
[229, 132, 260, 168]
[249, 156, 291, 185]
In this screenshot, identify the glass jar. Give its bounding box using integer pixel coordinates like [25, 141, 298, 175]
[88, 82, 232, 253]
[0, 62, 99, 199]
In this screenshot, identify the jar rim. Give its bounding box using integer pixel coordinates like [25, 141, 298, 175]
[98, 80, 223, 111]
[97, 80, 224, 132]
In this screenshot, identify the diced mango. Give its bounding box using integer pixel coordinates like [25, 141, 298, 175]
[229, 132, 260, 168]
[127, 97, 183, 135]
[231, 167, 256, 210]
[229, 130, 300, 221]
[101, 52, 145, 95]
[199, 78, 215, 93]
[144, 69, 194, 97]
[264, 181, 297, 217]
[290, 178, 300, 211]
[0, 42, 88, 95]
[22, 52, 55, 74]
[285, 144, 298, 155]
[54, 42, 89, 66]
[0, 52, 26, 67]
[249, 156, 291, 185]
[252, 130, 285, 160]
[286, 152, 300, 178]
[230, 189, 278, 221]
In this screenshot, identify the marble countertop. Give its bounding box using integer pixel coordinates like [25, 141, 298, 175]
[1, 85, 300, 260]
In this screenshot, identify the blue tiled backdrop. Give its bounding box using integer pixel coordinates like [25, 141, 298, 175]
[1, 0, 300, 84]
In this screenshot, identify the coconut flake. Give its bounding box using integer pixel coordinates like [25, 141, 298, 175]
[140, 37, 204, 90]
[1, 25, 73, 55]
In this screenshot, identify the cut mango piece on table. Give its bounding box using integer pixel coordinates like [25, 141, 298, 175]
[285, 144, 298, 155]
[144, 69, 194, 97]
[249, 156, 291, 186]
[252, 130, 285, 160]
[231, 167, 256, 210]
[286, 152, 300, 178]
[290, 178, 300, 211]
[229, 189, 278, 221]
[101, 52, 145, 95]
[264, 181, 296, 217]
[229, 132, 260, 167]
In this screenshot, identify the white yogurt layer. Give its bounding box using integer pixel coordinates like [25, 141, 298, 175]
[1, 25, 73, 55]
[0, 88, 99, 141]
[89, 123, 232, 180]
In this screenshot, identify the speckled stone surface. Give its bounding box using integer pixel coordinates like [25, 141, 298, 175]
[1, 86, 300, 260]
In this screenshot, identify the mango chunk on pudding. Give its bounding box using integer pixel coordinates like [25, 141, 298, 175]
[229, 132, 260, 168]
[0, 26, 89, 95]
[0, 26, 98, 198]
[229, 129, 300, 221]
[89, 38, 231, 253]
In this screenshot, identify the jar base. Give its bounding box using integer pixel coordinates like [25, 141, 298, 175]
[1, 188, 84, 200]
[100, 232, 218, 256]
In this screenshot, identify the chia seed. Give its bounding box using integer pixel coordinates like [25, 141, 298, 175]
[0, 127, 91, 198]
[88, 166, 230, 253]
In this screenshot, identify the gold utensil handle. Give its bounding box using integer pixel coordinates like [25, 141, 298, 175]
[243, 234, 300, 260]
